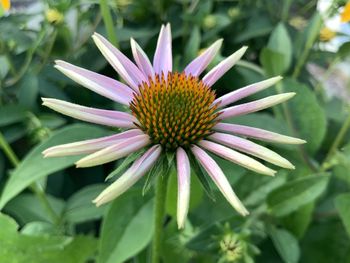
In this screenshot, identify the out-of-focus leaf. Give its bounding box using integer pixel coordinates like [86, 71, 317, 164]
[282, 202, 315, 239]
[0, 213, 97, 263]
[334, 193, 350, 237]
[267, 174, 329, 216]
[338, 42, 350, 59]
[244, 173, 287, 206]
[18, 72, 38, 109]
[260, 48, 286, 76]
[0, 124, 110, 209]
[283, 78, 327, 153]
[184, 26, 200, 65]
[0, 56, 9, 78]
[0, 105, 28, 127]
[64, 184, 107, 224]
[235, 16, 273, 43]
[98, 192, 154, 263]
[265, 23, 292, 74]
[301, 221, 350, 263]
[4, 193, 65, 225]
[268, 225, 300, 263]
[333, 144, 350, 185]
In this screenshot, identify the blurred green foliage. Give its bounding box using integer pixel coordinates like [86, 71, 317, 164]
[1, 0, 350, 262]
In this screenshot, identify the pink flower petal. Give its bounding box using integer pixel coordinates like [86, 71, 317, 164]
[184, 39, 223, 77]
[54, 60, 134, 105]
[203, 46, 248, 87]
[42, 129, 144, 157]
[191, 145, 248, 216]
[198, 140, 276, 176]
[176, 147, 191, 229]
[153, 24, 172, 76]
[130, 38, 155, 79]
[214, 76, 283, 108]
[209, 132, 294, 169]
[75, 134, 151, 168]
[42, 98, 137, 128]
[218, 93, 296, 120]
[213, 123, 306, 144]
[93, 145, 162, 206]
[92, 33, 147, 91]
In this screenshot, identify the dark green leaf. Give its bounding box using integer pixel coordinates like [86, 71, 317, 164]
[334, 193, 350, 237]
[64, 184, 107, 224]
[98, 192, 154, 263]
[268, 225, 300, 263]
[0, 105, 28, 127]
[0, 124, 110, 209]
[267, 174, 329, 216]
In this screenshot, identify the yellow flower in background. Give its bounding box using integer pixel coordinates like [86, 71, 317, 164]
[320, 27, 336, 42]
[341, 1, 350, 23]
[45, 9, 64, 25]
[1, 0, 10, 11]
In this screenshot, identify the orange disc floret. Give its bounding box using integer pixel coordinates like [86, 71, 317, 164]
[130, 72, 220, 150]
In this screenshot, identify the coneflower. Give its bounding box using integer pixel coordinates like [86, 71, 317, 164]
[42, 24, 305, 229]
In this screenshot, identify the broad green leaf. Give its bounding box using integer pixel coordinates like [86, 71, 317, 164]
[333, 144, 350, 185]
[334, 193, 350, 237]
[283, 78, 327, 153]
[64, 184, 107, 224]
[4, 193, 65, 224]
[0, 104, 28, 126]
[267, 174, 329, 216]
[282, 202, 315, 239]
[338, 42, 350, 59]
[0, 213, 97, 263]
[268, 225, 300, 263]
[0, 124, 110, 209]
[184, 26, 201, 65]
[18, 72, 39, 109]
[260, 48, 286, 76]
[98, 192, 154, 263]
[301, 220, 350, 263]
[234, 16, 273, 43]
[266, 23, 292, 73]
[244, 173, 287, 206]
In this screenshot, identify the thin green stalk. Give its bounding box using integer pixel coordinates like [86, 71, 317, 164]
[321, 112, 350, 171]
[99, 0, 118, 47]
[0, 132, 60, 224]
[152, 174, 168, 263]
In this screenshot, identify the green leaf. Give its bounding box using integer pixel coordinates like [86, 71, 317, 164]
[337, 42, 350, 59]
[283, 78, 327, 153]
[244, 173, 287, 206]
[105, 149, 145, 181]
[0, 104, 28, 127]
[266, 23, 292, 74]
[184, 26, 201, 65]
[335, 193, 350, 237]
[0, 124, 110, 209]
[267, 174, 329, 216]
[4, 193, 65, 224]
[98, 192, 154, 263]
[0, 213, 97, 263]
[64, 184, 107, 224]
[268, 225, 300, 263]
[18, 72, 39, 109]
[282, 202, 315, 239]
[260, 48, 286, 76]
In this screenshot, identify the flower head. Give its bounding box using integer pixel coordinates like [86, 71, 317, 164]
[43, 24, 305, 229]
[341, 1, 350, 23]
[0, 0, 10, 11]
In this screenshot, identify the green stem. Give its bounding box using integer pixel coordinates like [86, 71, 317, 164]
[321, 112, 350, 171]
[152, 174, 168, 263]
[99, 0, 118, 47]
[0, 132, 60, 224]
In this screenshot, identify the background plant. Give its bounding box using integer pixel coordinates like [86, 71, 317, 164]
[0, 0, 350, 262]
